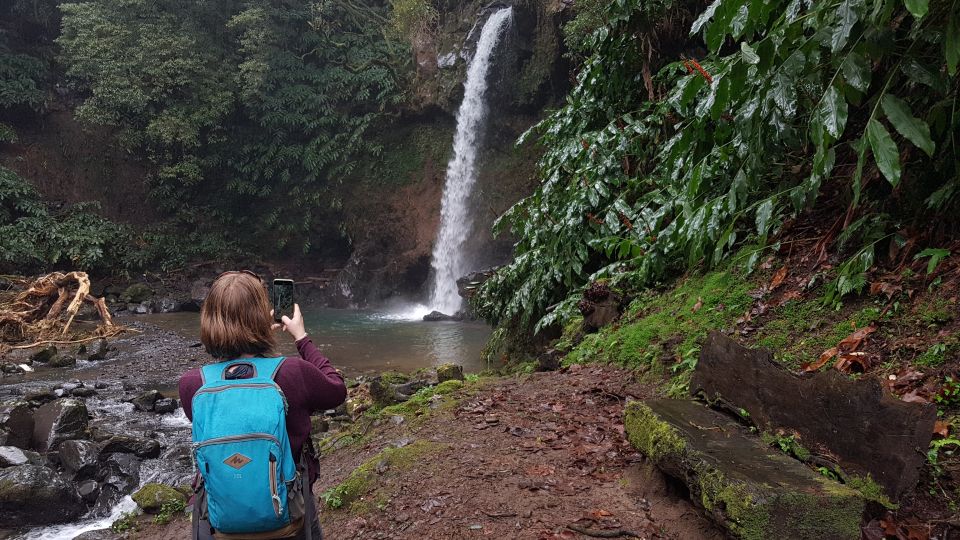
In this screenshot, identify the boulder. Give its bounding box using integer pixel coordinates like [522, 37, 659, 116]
[436, 363, 464, 383]
[423, 310, 463, 322]
[0, 446, 33, 467]
[155, 298, 181, 313]
[0, 362, 23, 375]
[23, 389, 56, 405]
[691, 331, 937, 500]
[31, 398, 88, 452]
[74, 528, 121, 540]
[129, 301, 154, 315]
[49, 354, 77, 368]
[132, 483, 184, 514]
[0, 401, 34, 449]
[29, 346, 58, 364]
[0, 464, 85, 527]
[456, 268, 498, 299]
[59, 439, 100, 478]
[153, 397, 178, 414]
[100, 434, 161, 459]
[72, 386, 97, 398]
[188, 279, 211, 310]
[626, 400, 864, 540]
[94, 453, 141, 514]
[87, 339, 112, 361]
[129, 390, 160, 412]
[77, 478, 100, 503]
[121, 283, 153, 304]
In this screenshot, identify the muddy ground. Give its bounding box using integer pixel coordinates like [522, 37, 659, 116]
[132, 364, 720, 540]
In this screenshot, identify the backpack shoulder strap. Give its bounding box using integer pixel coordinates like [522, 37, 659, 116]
[199, 357, 285, 384]
[252, 356, 286, 381]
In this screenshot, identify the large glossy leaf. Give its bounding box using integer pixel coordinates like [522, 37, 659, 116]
[741, 42, 760, 64]
[818, 85, 848, 139]
[866, 118, 901, 186]
[755, 198, 774, 236]
[841, 51, 871, 92]
[903, 0, 928, 18]
[881, 94, 934, 156]
[691, 0, 721, 35]
[948, 11, 960, 76]
[831, 0, 859, 52]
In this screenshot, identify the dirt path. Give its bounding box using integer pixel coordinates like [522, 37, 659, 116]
[135, 365, 720, 540]
[313, 365, 721, 540]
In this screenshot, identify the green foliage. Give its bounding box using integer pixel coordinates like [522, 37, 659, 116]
[476, 0, 960, 335]
[0, 45, 45, 110]
[57, 0, 409, 254]
[936, 376, 960, 408]
[153, 498, 186, 525]
[111, 511, 139, 533]
[389, 0, 437, 42]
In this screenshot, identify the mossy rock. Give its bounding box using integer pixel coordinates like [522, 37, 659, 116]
[132, 483, 184, 514]
[625, 400, 864, 540]
[379, 371, 410, 385]
[121, 283, 153, 304]
[436, 363, 464, 383]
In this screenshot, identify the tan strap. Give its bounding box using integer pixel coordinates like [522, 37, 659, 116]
[212, 517, 304, 540]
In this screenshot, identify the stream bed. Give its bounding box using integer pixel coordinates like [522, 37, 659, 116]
[1, 306, 490, 539]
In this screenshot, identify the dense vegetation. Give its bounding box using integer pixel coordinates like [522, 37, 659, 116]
[475, 0, 960, 333]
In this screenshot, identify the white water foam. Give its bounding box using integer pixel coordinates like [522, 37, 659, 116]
[428, 7, 513, 316]
[18, 496, 138, 540]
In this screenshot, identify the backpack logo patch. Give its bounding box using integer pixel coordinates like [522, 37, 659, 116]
[224, 452, 252, 469]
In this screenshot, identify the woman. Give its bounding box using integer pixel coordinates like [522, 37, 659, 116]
[179, 271, 346, 539]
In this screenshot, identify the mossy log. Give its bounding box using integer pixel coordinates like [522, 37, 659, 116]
[625, 400, 865, 540]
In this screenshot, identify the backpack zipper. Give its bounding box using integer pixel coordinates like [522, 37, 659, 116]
[195, 432, 282, 449]
[269, 454, 282, 517]
[194, 383, 289, 412]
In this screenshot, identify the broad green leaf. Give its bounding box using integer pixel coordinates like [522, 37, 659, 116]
[731, 5, 750, 38]
[866, 118, 901, 186]
[914, 248, 950, 274]
[841, 51, 871, 92]
[741, 42, 760, 64]
[831, 0, 859, 52]
[755, 198, 774, 236]
[948, 11, 960, 76]
[691, 0, 722, 35]
[818, 85, 848, 139]
[903, 0, 928, 18]
[880, 94, 935, 156]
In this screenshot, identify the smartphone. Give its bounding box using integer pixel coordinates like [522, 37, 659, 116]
[272, 279, 295, 322]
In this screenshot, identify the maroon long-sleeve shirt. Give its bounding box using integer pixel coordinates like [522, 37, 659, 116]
[178, 337, 347, 483]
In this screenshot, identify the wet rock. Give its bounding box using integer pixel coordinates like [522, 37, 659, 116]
[77, 479, 100, 503]
[74, 531, 121, 540]
[49, 354, 77, 368]
[129, 389, 160, 411]
[31, 398, 88, 452]
[59, 439, 100, 478]
[60, 382, 79, 392]
[0, 464, 85, 526]
[155, 298, 181, 313]
[456, 268, 498, 300]
[626, 400, 864, 540]
[100, 434, 161, 459]
[423, 310, 463, 322]
[29, 346, 58, 364]
[0, 401, 34, 449]
[72, 386, 97, 398]
[132, 483, 185, 514]
[129, 301, 154, 315]
[94, 453, 141, 513]
[23, 389, 56, 405]
[121, 283, 153, 304]
[436, 363, 464, 383]
[153, 397, 178, 414]
[87, 339, 112, 361]
[0, 363, 23, 375]
[578, 282, 622, 330]
[94, 381, 108, 390]
[691, 331, 937, 500]
[187, 279, 211, 310]
[0, 446, 31, 467]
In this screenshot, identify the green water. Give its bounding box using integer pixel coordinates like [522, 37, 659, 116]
[147, 307, 491, 376]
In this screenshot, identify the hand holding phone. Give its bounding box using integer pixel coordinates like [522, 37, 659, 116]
[272, 279, 294, 322]
[279, 303, 307, 342]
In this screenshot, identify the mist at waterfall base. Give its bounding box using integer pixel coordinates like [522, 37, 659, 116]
[427, 7, 513, 316]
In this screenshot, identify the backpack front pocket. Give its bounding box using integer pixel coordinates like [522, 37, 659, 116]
[195, 433, 290, 534]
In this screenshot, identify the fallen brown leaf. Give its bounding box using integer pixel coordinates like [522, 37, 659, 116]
[834, 352, 872, 373]
[802, 346, 838, 372]
[770, 266, 788, 291]
[933, 420, 950, 439]
[691, 296, 703, 313]
[900, 389, 931, 404]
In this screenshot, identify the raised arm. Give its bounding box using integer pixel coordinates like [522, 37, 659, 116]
[295, 336, 347, 411]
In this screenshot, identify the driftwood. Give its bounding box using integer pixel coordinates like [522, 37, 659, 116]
[0, 271, 123, 350]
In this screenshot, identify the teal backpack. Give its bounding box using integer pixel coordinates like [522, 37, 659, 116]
[190, 357, 310, 539]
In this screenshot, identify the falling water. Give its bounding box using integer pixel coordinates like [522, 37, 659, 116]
[428, 7, 513, 316]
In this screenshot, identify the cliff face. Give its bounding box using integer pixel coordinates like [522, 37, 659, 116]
[323, 0, 569, 307]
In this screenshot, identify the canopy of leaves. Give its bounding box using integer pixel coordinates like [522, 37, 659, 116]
[475, 0, 960, 332]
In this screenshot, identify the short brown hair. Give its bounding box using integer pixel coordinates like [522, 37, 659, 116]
[201, 272, 276, 359]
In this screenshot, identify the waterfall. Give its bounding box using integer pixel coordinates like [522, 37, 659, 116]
[428, 6, 513, 315]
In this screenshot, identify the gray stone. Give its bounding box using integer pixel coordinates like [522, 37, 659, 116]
[129, 301, 154, 315]
[132, 483, 185, 514]
[72, 387, 97, 398]
[422, 310, 463, 322]
[0, 401, 34, 449]
[121, 283, 153, 304]
[0, 446, 29, 467]
[691, 331, 936, 500]
[0, 363, 23, 375]
[60, 383, 79, 392]
[436, 363, 464, 383]
[0, 464, 85, 527]
[31, 398, 88, 452]
[188, 279, 211, 309]
[59, 439, 99, 478]
[155, 298, 180, 313]
[87, 339, 111, 361]
[626, 400, 864, 540]
[73, 528, 121, 540]
[29, 346, 57, 364]
[129, 390, 160, 412]
[76, 479, 100, 503]
[153, 397, 177, 414]
[49, 355, 77, 368]
[94, 453, 140, 513]
[100, 434, 161, 459]
[23, 389, 56, 405]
